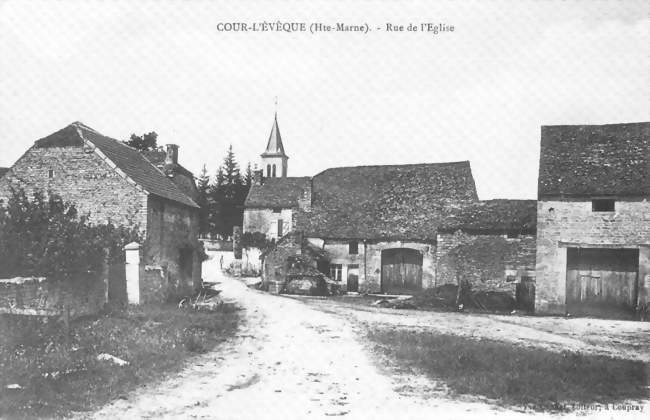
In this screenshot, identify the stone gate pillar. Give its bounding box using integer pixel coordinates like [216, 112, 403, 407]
[124, 242, 141, 305]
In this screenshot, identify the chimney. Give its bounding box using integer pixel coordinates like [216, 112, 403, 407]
[165, 144, 179, 165]
[253, 169, 264, 186]
[297, 182, 312, 212]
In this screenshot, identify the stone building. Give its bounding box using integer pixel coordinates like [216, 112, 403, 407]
[243, 115, 538, 300]
[243, 114, 310, 240]
[0, 122, 202, 303]
[535, 122, 650, 318]
[294, 162, 478, 293]
[0, 168, 8, 179]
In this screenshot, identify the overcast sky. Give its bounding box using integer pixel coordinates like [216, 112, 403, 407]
[1, 0, 648, 199]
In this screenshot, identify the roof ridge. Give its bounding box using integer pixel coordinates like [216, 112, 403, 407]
[313, 160, 471, 176]
[541, 121, 650, 129]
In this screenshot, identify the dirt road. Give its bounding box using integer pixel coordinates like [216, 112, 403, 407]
[82, 262, 647, 419]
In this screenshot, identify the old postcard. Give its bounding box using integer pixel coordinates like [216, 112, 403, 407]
[0, 1, 648, 419]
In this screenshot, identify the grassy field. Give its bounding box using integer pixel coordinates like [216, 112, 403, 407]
[0, 303, 240, 418]
[367, 326, 648, 412]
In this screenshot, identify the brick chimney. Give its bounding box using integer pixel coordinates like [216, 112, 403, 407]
[165, 144, 179, 165]
[253, 169, 264, 186]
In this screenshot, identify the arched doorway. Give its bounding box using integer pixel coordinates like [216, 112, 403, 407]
[381, 248, 423, 294]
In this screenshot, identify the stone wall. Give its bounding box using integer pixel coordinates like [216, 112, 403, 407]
[436, 232, 536, 295]
[536, 199, 650, 314]
[144, 196, 202, 302]
[243, 208, 294, 240]
[318, 239, 435, 293]
[0, 145, 148, 229]
[262, 235, 302, 292]
[0, 276, 106, 319]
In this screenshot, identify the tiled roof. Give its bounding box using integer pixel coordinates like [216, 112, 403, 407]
[141, 149, 195, 179]
[438, 199, 537, 234]
[298, 161, 478, 241]
[0, 168, 8, 178]
[245, 177, 311, 208]
[538, 122, 650, 197]
[35, 122, 199, 208]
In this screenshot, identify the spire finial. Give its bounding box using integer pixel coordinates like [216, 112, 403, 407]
[274, 96, 278, 117]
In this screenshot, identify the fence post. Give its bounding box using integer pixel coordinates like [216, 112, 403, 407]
[124, 242, 141, 305]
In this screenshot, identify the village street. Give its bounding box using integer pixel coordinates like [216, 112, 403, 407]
[81, 258, 648, 420]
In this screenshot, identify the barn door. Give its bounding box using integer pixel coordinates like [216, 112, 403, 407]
[566, 248, 639, 318]
[381, 248, 423, 294]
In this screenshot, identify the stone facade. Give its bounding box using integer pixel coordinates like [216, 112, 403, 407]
[307, 238, 435, 293]
[0, 123, 202, 303]
[0, 145, 148, 228]
[436, 231, 536, 294]
[243, 208, 294, 241]
[535, 199, 650, 314]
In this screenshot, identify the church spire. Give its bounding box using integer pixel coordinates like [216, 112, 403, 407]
[263, 112, 286, 156]
[260, 111, 289, 178]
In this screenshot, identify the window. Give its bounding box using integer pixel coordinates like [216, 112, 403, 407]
[272, 208, 282, 213]
[506, 232, 519, 239]
[349, 241, 358, 255]
[267, 164, 271, 177]
[272, 164, 276, 177]
[592, 199, 615, 212]
[329, 264, 342, 281]
[277, 219, 283, 237]
[48, 169, 54, 178]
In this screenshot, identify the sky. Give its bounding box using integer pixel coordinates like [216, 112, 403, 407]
[0, 0, 648, 199]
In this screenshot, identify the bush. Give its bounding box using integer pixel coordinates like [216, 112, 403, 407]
[0, 189, 139, 279]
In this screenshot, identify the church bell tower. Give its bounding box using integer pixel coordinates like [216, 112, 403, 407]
[261, 112, 288, 178]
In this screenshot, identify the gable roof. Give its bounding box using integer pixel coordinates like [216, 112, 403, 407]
[245, 177, 310, 208]
[262, 113, 286, 157]
[0, 168, 8, 179]
[538, 122, 650, 198]
[35, 122, 199, 208]
[298, 161, 478, 241]
[438, 199, 537, 234]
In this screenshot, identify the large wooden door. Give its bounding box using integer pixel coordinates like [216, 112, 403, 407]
[381, 248, 423, 294]
[566, 248, 639, 318]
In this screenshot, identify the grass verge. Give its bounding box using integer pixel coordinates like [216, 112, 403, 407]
[367, 326, 648, 412]
[0, 303, 240, 418]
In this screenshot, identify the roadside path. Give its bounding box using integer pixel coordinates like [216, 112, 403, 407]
[81, 263, 646, 419]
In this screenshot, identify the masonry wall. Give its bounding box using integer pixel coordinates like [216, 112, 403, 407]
[0, 145, 147, 229]
[536, 199, 650, 314]
[436, 232, 536, 295]
[262, 236, 302, 292]
[319, 239, 435, 293]
[144, 196, 202, 302]
[243, 208, 294, 240]
[0, 276, 106, 319]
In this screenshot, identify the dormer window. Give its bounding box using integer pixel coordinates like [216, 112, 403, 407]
[592, 199, 615, 212]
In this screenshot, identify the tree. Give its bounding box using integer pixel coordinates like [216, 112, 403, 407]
[204, 145, 250, 238]
[196, 164, 210, 235]
[124, 132, 158, 151]
[221, 145, 243, 185]
[244, 162, 254, 186]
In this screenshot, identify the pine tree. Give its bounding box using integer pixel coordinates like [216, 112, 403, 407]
[196, 164, 210, 235]
[222, 145, 243, 185]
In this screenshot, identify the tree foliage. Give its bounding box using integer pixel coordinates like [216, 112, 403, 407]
[123, 132, 158, 151]
[0, 189, 140, 280]
[200, 145, 253, 238]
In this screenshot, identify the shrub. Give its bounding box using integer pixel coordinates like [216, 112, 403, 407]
[0, 189, 139, 279]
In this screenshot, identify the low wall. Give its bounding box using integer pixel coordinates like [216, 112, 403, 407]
[0, 275, 106, 319]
